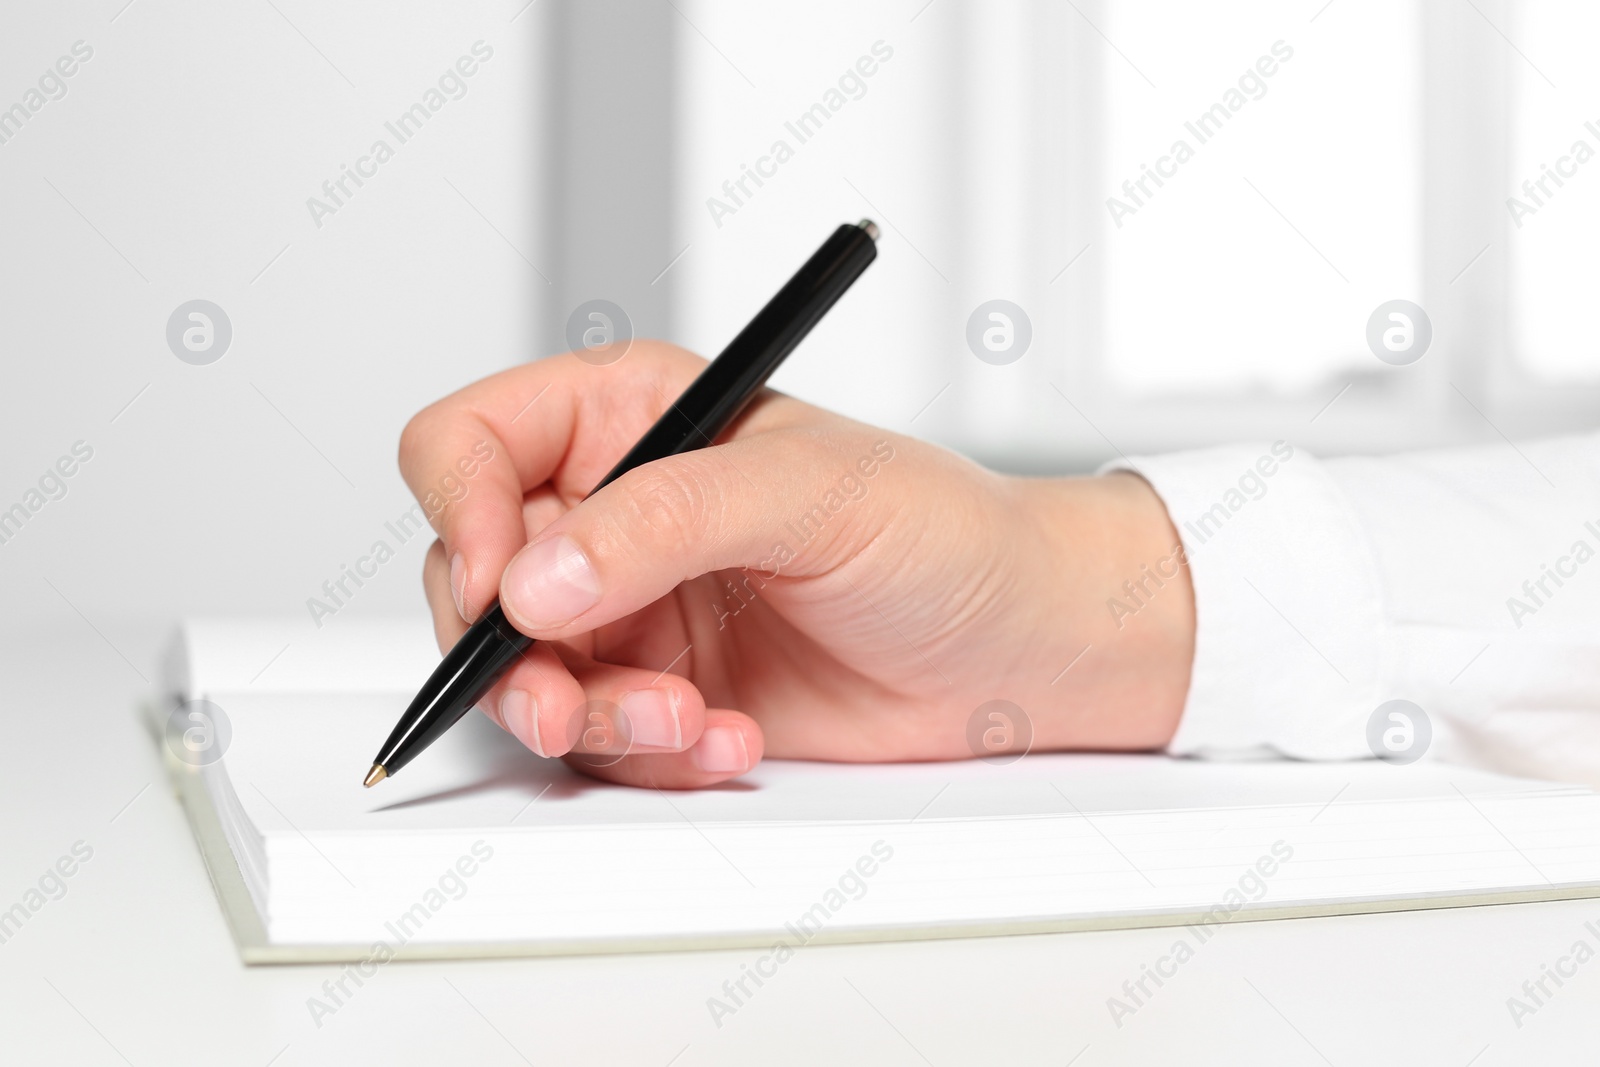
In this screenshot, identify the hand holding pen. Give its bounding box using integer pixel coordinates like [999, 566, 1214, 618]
[375, 221, 1196, 789]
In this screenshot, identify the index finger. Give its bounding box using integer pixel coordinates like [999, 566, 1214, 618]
[395, 342, 708, 623]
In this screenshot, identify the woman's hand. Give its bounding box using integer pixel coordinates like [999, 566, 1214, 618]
[399, 341, 1194, 788]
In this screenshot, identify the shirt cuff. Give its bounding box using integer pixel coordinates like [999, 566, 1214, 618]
[1101, 442, 1388, 759]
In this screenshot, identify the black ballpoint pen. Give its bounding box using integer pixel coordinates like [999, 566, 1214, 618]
[364, 219, 880, 786]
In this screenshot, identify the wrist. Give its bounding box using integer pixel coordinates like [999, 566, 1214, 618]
[1007, 471, 1194, 750]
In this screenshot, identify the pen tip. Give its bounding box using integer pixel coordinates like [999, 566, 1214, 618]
[363, 764, 388, 788]
[858, 218, 879, 241]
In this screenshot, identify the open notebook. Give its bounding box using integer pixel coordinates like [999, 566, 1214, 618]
[157, 618, 1600, 963]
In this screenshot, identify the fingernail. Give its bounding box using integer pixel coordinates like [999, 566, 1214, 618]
[500, 689, 544, 757]
[503, 535, 601, 629]
[693, 726, 748, 774]
[449, 552, 469, 620]
[620, 689, 681, 749]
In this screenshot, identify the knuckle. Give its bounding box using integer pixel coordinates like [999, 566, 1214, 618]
[396, 407, 440, 475]
[620, 461, 719, 551]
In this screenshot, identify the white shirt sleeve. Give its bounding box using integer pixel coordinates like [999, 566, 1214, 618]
[1103, 433, 1600, 783]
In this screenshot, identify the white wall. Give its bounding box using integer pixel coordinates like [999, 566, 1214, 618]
[4, 0, 1596, 643]
[671, 0, 1600, 469]
[1, 1, 546, 632]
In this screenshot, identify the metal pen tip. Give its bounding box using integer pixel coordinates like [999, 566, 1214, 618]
[858, 218, 879, 241]
[363, 764, 388, 788]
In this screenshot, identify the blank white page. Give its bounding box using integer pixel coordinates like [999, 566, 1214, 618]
[169, 620, 1600, 950]
[209, 691, 1579, 836]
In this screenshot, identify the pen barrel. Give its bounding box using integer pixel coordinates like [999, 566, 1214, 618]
[374, 606, 530, 775]
[592, 222, 877, 494]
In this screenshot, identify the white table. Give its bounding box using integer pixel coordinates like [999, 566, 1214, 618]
[2, 628, 1590, 1066]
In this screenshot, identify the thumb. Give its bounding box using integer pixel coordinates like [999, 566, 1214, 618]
[498, 432, 896, 639]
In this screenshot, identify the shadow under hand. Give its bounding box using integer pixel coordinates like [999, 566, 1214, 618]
[367, 714, 597, 813]
[368, 763, 595, 813]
